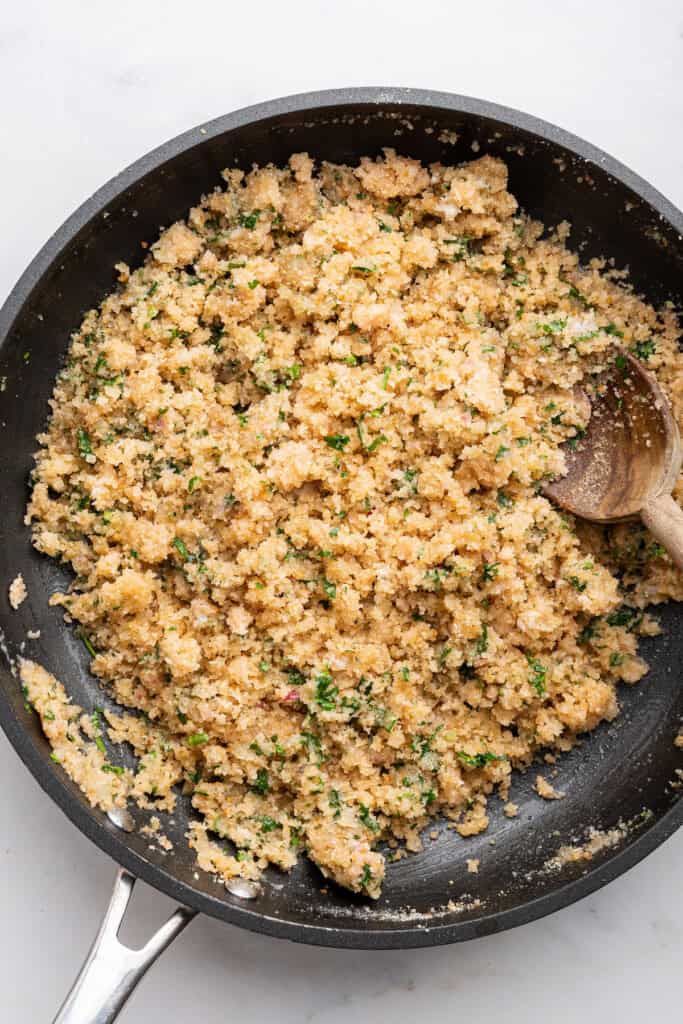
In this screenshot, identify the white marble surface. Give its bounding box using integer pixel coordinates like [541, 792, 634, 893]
[1, 2, 682, 1021]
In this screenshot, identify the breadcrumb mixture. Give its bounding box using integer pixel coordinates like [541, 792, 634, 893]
[24, 150, 683, 899]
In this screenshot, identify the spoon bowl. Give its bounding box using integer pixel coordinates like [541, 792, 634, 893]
[544, 350, 683, 567]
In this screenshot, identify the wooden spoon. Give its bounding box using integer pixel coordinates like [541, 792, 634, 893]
[543, 350, 683, 569]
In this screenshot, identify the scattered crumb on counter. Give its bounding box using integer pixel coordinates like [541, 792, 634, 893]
[466, 858, 480, 874]
[503, 801, 519, 818]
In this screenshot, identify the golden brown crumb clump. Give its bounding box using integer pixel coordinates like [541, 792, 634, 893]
[535, 775, 565, 801]
[9, 573, 27, 610]
[25, 150, 683, 899]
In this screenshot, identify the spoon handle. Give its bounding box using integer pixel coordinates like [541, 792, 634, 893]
[641, 493, 683, 572]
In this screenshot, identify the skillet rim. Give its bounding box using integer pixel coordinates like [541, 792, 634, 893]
[0, 86, 681, 949]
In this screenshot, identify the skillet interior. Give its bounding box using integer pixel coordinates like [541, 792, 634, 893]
[0, 89, 681, 949]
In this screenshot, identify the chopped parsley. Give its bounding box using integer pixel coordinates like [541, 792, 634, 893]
[602, 323, 624, 338]
[172, 537, 190, 561]
[259, 815, 280, 833]
[329, 788, 342, 818]
[77, 429, 92, 457]
[324, 433, 350, 451]
[578, 619, 600, 645]
[474, 623, 489, 656]
[301, 730, 324, 764]
[443, 235, 471, 261]
[80, 631, 97, 658]
[567, 284, 591, 307]
[606, 605, 642, 630]
[538, 318, 567, 336]
[566, 428, 586, 451]
[252, 768, 270, 795]
[239, 210, 260, 230]
[358, 803, 380, 832]
[631, 339, 656, 361]
[456, 750, 507, 768]
[525, 653, 547, 696]
[437, 646, 452, 668]
[356, 413, 388, 454]
[315, 670, 339, 710]
[188, 731, 209, 747]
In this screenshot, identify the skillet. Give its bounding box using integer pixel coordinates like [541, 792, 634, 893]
[0, 87, 681, 1022]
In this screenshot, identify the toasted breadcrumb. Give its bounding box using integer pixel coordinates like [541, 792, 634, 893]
[535, 775, 566, 801]
[8, 574, 27, 610]
[23, 149, 683, 899]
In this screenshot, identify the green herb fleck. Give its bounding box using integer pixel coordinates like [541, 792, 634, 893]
[602, 323, 624, 338]
[315, 670, 338, 710]
[173, 537, 190, 561]
[358, 803, 380, 832]
[443, 236, 471, 261]
[252, 767, 270, 795]
[456, 750, 507, 768]
[525, 653, 547, 696]
[324, 433, 350, 451]
[578, 619, 600, 645]
[259, 815, 280, 833]
[188, 731, 209, 747]
[474, 623, 489, 655]
[631, 339, 656, 361]
[77, 430, 92, 457]
[329, 788, 342, 818]
[239, 210, 260, 230]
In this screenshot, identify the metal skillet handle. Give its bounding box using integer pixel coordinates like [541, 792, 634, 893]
[53, 868, 196, 1024]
